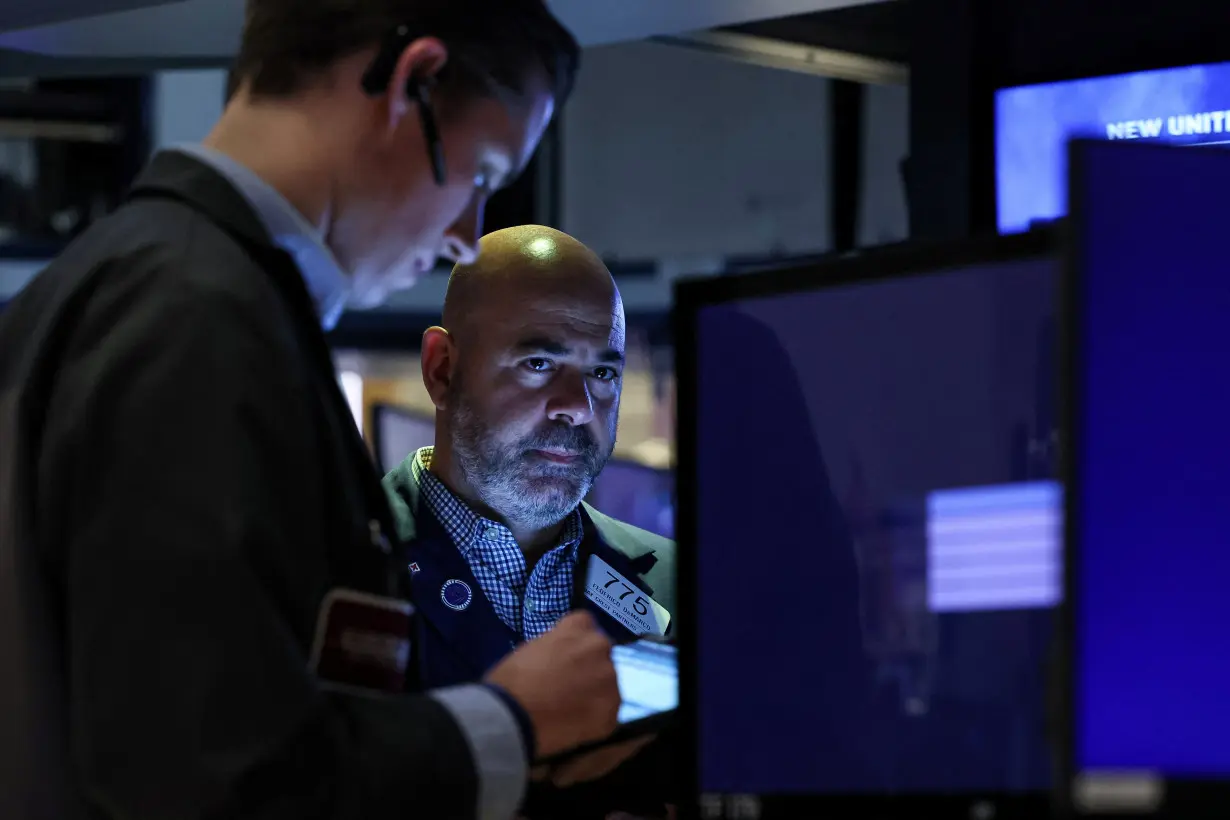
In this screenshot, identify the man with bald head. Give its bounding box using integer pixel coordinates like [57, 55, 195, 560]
[382, 225, 677, 818]
[426, 225, 628, 554]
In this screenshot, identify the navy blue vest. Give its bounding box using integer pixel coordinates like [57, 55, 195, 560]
[405, 499, 666, 689]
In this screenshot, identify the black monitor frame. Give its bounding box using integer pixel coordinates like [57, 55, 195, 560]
[369, 402, 436, 475]
[672, 229, 1058, 820]
[1058, 138, 1229, 819]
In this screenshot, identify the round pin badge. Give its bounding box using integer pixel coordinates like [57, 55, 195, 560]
[441, 579, 473, 611]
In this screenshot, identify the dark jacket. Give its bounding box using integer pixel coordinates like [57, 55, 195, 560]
[0, 152, 491, 820]
[381, 457, 680, 818]
[382, 456, 678, 685]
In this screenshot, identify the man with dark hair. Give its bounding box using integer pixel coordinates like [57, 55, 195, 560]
[210, 0, 580, 313]
[0, 3, 617, 820]
[227, 0, 578, 106]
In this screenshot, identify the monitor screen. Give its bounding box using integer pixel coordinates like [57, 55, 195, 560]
[587, 460, 674, 539]
[680, 240, 1060, 810]
[1067, 140, 1230, 805]
[372, 404, 436, 474]
[995, 60, 1230, 234]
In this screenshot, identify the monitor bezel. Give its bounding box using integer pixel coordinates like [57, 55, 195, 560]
[672, 230, 1058, 820]
[369, 402, 436, 475]
[995, 52, 1230, 97]
[1059, 138, 1230, 818]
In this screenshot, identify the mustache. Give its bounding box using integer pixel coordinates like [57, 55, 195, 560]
[522, 425, 599, 458]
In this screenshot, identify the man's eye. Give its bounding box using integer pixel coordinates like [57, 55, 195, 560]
[593, 367, 620, 382]
[524, 358, 552, 372]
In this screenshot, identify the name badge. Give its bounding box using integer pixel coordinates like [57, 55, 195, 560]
[584, 555, 670, 637]
[309, 588, 414, 695]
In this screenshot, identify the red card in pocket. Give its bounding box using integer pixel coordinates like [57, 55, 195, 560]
[309, 589, 414, 694]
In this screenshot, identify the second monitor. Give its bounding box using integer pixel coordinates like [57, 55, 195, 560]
[1062, 139, 1230, 817]
[675, 231, 1060, 818]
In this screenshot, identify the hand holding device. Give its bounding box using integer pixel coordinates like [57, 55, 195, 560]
[535, 638, 678, 768]
[485, 611, 620, 759]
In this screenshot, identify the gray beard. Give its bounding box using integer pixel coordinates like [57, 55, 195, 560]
[448, 395, 614, 531]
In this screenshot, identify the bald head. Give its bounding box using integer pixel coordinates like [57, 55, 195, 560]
[441, 225, 619, 335]
[421, 224, 625, 536]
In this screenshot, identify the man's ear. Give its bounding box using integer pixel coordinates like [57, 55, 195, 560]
[421, 326, 455, 410]
[385, 36, 448, 133]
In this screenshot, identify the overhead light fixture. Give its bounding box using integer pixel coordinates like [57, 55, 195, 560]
[651, 30, 907, 87]
[0, 118, 119, 142]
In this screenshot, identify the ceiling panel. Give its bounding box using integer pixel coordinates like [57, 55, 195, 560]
[0, 0, 880, 59]
[0, 0, 178, 34]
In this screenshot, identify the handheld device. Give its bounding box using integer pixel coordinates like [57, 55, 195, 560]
[537, 638, 677, 764]
[613, 639, 678, 725]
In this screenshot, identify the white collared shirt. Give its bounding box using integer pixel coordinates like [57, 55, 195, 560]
[169, 144, 350, 330]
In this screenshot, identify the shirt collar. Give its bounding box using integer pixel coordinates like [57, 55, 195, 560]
[168, 144, 350, 330]
[410, 446, 584, 558]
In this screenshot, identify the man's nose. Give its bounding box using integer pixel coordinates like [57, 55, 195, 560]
[546, 370, 596, 427]
[442, 194, 485, 265]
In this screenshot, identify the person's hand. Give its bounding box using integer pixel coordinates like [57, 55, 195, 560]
[529, 735, 654, 788]
[485, 611, 619, 758]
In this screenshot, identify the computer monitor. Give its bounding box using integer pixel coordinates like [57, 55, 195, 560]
[674, 232, 1060, 819]
[1062, 139, 1230, 816]
[370, 403, 435, 474]
[995, 60, 1230, 234]
[586, 459, 675, 539]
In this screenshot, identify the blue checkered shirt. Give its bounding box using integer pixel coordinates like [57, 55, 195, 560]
[412, 447, 583, 640]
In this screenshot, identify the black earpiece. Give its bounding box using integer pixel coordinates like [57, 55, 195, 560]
[360, 25, 448, 187]
[408, 78, 447, 186]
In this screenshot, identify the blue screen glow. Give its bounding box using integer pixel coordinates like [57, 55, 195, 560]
[1073, 141, 1230, 776]
[693, 255, 1058, 794]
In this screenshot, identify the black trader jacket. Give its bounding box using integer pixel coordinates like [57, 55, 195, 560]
[0, 151, 527, 820]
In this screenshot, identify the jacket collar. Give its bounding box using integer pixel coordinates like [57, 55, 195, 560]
[384, 457, 670, 648]
[128, 149, 352, 330]
[383, 454, 658, 568]
[166, 145, 350, 329]
[129, 150, 273, 250]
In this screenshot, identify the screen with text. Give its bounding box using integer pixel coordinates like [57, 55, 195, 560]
[1072, 141, 1230, 778]
[692, 255, 1059, 796]
[996, 60, 1230, 233]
